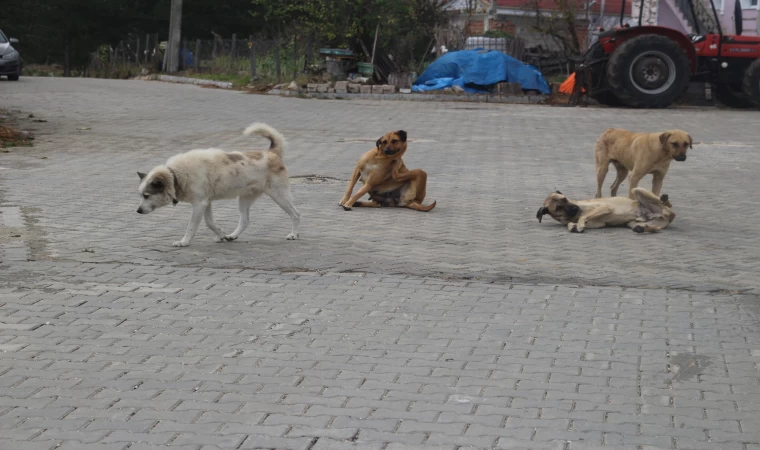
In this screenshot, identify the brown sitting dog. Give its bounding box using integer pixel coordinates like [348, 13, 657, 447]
[537, 187, 675, 233]
[339, 130, 436, 212]
[595, 128, 692, 199]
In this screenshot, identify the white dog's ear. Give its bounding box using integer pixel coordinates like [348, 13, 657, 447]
[137, 172, 147, 180]
[659, 132, 671, 145]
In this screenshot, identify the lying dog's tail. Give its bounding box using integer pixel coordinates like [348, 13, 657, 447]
[243, 123, 286, 157]
[411, 200, 437, 212]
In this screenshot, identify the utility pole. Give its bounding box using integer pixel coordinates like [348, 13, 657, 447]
[165, 0, 183, 72]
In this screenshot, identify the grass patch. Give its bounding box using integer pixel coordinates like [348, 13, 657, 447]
[0, 110, 33, 149]
[180, 71, 253, 88]
[0, 126, 33, 149]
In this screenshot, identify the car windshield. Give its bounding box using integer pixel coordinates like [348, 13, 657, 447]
[0, 31, 7, 43]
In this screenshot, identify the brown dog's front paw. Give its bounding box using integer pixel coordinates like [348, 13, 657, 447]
[568, 223, 585, 233]
[342, 205, 352, 211]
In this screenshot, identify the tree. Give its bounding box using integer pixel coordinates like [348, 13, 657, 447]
[524, 0, 584, 57]
[249, 0, 448, 71]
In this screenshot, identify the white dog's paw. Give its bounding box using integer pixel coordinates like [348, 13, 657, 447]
[217, 235, 237, 242]
[285, 232, 299, 240]
[172, 240, 189, 247]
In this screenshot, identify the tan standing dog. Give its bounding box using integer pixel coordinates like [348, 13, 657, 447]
[537, 187, 675, 233]
[339, 130, 436, 212]
[595, 128, 692, 199]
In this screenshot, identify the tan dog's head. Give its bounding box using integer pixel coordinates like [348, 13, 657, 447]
[136, 168, 178, 214]
[659, 130, 691, 162]
[536, 190, 582, 224]
[376, 130, 407, 158]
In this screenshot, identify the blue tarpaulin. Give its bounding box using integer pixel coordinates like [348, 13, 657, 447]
[412, 50, 550, 95]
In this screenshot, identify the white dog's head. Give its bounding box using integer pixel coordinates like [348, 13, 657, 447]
[136, 168, 178, 214]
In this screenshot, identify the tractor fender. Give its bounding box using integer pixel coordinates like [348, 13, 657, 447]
[600, 26, 697, 73]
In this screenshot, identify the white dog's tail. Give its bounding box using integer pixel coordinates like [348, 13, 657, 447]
[243, 123, 286, 157]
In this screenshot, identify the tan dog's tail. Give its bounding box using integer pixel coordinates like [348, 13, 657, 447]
[243, 123, 285, 157]
[410, 200, 437, 212]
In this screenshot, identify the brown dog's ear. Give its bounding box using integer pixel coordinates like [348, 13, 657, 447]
[555, 190, 562, 195]
[659, 132, 672, 145]
[137, 172, 147, 180]
[688, 134, 693, 148]
[376, 137, 383, 149]
[397, 130, 407, 142]
[536, 206, 549, 223]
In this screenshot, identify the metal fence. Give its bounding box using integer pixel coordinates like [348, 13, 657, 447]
[87, 33, 315, 82]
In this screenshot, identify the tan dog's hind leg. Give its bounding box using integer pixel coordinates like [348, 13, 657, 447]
[568, 205, 614, 233]
[595, 164, 609, 199]
[609, 162, 629, 197]
[629, 188, 671, 233]
[393, 168, 436, 212]
[594, 137, 610, 198]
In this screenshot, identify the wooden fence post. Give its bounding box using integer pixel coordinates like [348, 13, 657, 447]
[136, 37, 140, 65]
[292, 35, 298, 81]
[182, 39, 187, 70]
[154, 33, 160, 68]
[230, 34, 237, 72]
[145, 34, 150, 64]
[195, 39, 201, 72]
[249, 35, 257, 79]
[275, 36, 281, 82]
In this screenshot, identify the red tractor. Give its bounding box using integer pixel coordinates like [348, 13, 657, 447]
[581, 0, 760, 108]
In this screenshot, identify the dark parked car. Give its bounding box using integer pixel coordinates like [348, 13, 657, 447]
[0, 29, 21, 81]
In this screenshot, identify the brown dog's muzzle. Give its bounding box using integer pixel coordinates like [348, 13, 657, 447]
[674, 153, 686, 162]
[536, 207, 549, 223]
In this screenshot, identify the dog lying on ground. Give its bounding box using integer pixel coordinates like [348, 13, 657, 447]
[537, 187, 675, 233]
[595, 128, 691, 199]
[136, 123, 300, 247]
[339, 130, 436, 212]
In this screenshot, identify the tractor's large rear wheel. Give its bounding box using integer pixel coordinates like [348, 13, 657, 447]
[715, 83, 754, 108]
[743, 59, 760, 107]
[607, 35, 691, 108]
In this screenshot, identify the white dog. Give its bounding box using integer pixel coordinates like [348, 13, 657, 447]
[136, 123, 300, 247]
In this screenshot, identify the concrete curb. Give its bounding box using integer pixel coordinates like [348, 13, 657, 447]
[157, 75, 233, 89]
[268, 89, 548, 104]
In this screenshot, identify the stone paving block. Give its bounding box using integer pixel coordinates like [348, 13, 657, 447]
[1, 78, 760, 450]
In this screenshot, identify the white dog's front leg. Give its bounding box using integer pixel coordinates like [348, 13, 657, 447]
[174, 202, 207, 247]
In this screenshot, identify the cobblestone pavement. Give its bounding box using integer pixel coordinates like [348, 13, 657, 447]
[0, 77, 758, 449]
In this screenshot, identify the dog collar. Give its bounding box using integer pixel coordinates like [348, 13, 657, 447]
[167, 167, 180, 205]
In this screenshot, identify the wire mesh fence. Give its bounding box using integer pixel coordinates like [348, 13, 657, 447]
[86, 33, 317, 82]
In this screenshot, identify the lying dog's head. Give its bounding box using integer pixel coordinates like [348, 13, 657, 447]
[136, 168, 178, 214]
[659, 130, 691, 162]
[536, 190, 582, 224]
[375, 130, 407, 158]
